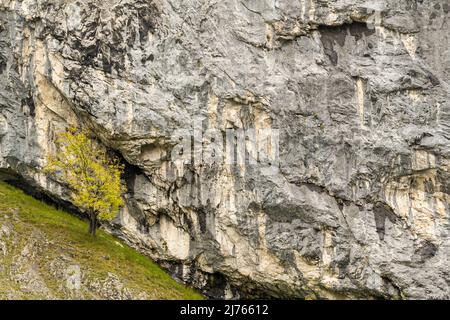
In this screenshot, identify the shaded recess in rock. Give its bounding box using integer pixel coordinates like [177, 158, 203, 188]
[413, 240, 438, 264]
[373, 203, 398, 241]
[319, 22, 376, 65]
[21, 93, 35, 117]
[0, 168, 84, 220]
[0, 57, 6, 74]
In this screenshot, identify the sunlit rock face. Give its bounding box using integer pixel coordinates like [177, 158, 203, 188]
[1, 0, 450, 299]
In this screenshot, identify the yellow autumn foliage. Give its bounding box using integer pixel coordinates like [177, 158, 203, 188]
[45, 128, 124, 233]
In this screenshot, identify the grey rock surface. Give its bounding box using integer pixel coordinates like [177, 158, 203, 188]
[1, 0, 449, 299]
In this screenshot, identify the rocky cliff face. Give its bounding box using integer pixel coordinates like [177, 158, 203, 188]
[1, 0, 449, 299]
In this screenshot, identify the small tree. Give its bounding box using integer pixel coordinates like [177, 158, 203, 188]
[45, 128, 124, 236]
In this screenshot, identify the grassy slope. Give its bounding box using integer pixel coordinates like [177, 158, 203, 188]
[0, 181, 202, 300]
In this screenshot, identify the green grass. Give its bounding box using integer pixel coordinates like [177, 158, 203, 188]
[0, 180, 203, 300]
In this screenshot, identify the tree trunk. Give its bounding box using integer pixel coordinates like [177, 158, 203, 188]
[88, 213, 98, 236]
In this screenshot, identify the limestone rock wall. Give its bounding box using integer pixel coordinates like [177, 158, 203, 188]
[1, 0, 450, 299]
